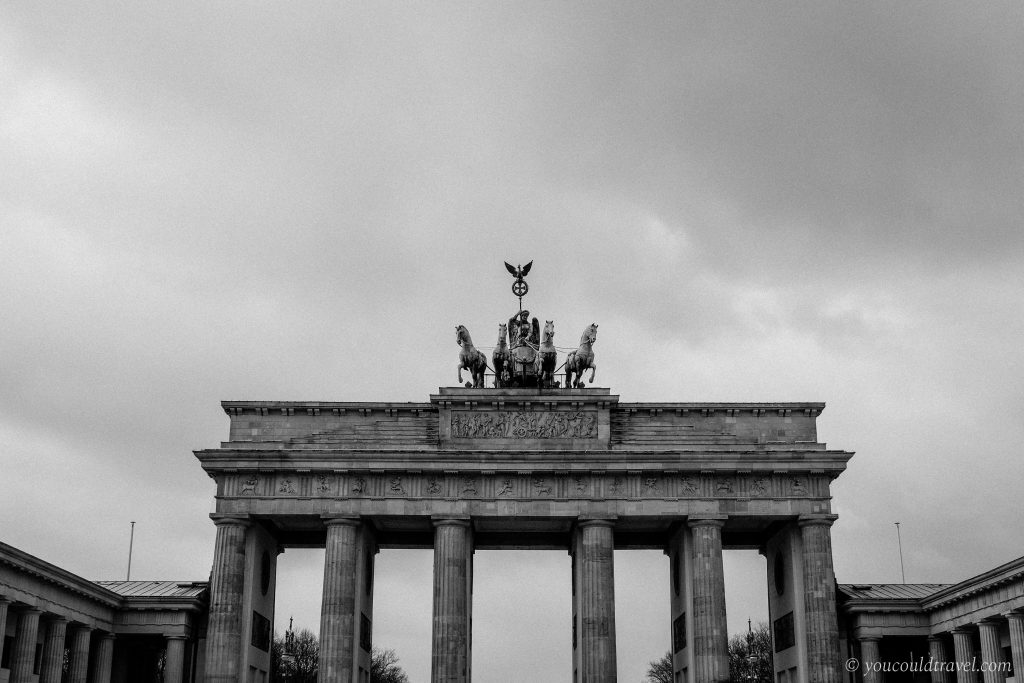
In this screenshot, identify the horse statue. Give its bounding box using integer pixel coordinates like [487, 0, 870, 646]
[537, 320, 557, 387]
[565, 323, 597, 388]
[456, 325, 488, 388]
[492, 323, 510, 387]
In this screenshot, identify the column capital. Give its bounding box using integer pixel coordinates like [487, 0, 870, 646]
[97, 631, 116, 641]
[70, 623, 93, 634]
[1004, 611, 1024, 622]
[431, 515, 471, 528]
[978, 618, 1003, 629]
[687, 514, 727, 529]
[44, 615, 69, 624]
[798, 513, 839, 528]
[951, 626, 975, 635]
[859, 636, 882, 643]
[322, 515, 361, 527]
[577, 517, 617, 529]
[210, 513, 251, 527]
[19, 607, 44, 616]
[165, 634, 188, 640]
[928, 634, 946, 642]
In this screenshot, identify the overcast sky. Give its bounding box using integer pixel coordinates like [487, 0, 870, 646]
[3, 2, 1023, 681]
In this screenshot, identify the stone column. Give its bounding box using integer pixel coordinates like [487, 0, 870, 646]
[978, 621, 1006, 683]
[320, 518, 361, 683]
[928, 635, 953, 683]
[165, 635, 188, 683]
[1006, 613, 1024, 683]
[689, 516, 728, 683]
[10, 607, 42, 683]
[859, 637, 882, 683]
[576, 519, 617, 683]
[204, 516, 250, 683]
[67, 625, 93, 683]
[431, 518, 473, 683]
[39, 616, 69, 683]
[0, 598, 9, 668]
[952, 628, 976, 683]
[90, 633, 116, 683]
[800, 515, 841, 683]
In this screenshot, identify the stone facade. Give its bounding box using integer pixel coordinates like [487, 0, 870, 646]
[197, 387, 853, 683]
[839, 556, 1024, 683]
[0, 542, 207, 683]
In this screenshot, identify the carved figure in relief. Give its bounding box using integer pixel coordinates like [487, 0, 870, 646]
[456, 325, 488, 388]
[791, 477, 806, 495]
[497, 479, 514, 496]
[389, 477, 405, 495]
[644, 477, 659, 493]
[316, 475, 330, 494]
[681, 477, 698, 495]
[426, 478, 442, 495]
[537, 320, 558, 388]
[716, 478, 734, 494]
[565, 323, 598, 388]
[241, 477, 258, 495]
[609, 476, 623, 494]
[462, 477, 478, 494]
[492, 323, 510, 387]
[351, 478, 367, 495]
[451, 411, 597, 439]
[574, 476, 588, 494]
[279, 479, 296, 494]
[532, 477, 551, 495]
[750, 477, 768, 496]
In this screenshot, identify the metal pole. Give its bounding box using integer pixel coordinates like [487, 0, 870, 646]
[894, 521, 906, 583]
[127, 521, 136, 581]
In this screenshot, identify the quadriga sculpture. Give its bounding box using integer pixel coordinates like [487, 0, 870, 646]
[537, 320, 557, 387]
[492, 323, 510, 388]
[456, 325, 488, 388]
[565, 323, 597, 388]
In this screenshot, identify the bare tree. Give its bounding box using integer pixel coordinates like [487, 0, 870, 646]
[729, 621, 773, 683]
[643, 651, 673, 683]
[270, 628, 319, 683]
[371, 647, 411, 683]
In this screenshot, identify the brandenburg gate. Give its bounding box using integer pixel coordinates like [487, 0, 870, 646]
[195, 265, 853, 683]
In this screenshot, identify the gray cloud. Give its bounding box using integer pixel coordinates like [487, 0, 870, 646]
[2, 3, 1022, 681]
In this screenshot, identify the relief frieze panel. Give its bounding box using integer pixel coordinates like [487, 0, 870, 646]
[450, 410, 597, 439]
[227, 472, 827, 501]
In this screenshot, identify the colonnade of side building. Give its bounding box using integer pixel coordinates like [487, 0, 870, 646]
[0, 602, 116, 683]
[856, 619, 1024, 683]
[203, 513, 843, 683]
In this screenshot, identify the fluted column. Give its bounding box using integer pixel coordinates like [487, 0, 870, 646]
[0, 598, 9, 668]
[928, 636, 953, 683]
[952, 628, 976, 683]
[800, 515, 841, 683]
[1006, 614, 1024, 683]
[432, 518, 473, 683]
[67, 625, 93, 683]
[859, 637, 881, 683]
[90, 633, 115, 683]
[978, 621, 1006, 683]
[576, 519, 617, 683]
[10, 608, 42, 683]
[39, 617, 69, 683]
[689, 517, 728, 683]
[165, 635, 188, 683]
[204, 516, 250, 683]
[320, 518, 361, 683]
